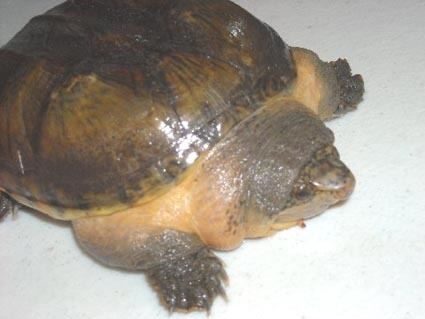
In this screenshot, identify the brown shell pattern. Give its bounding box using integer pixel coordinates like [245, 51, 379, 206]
[0, 0, 295, 216]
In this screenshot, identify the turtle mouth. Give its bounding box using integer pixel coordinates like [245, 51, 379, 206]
[275, 144, 355, 224]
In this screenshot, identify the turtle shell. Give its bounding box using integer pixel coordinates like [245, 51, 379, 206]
[0, 0, 295, 219]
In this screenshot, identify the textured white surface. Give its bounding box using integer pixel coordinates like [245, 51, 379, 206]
[1, 1, 425, 318]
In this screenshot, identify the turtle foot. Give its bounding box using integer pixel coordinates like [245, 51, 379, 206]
[0, 193, 17, 221]
[146, 248, 228, 313]
[330, 58, 364, 117]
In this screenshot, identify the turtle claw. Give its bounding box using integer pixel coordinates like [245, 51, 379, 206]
[147, 248, 227, 313]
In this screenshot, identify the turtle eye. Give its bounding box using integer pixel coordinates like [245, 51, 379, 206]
[292, 184, 313, 201]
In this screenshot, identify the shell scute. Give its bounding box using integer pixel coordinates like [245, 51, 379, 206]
[0, 0, 295, 219]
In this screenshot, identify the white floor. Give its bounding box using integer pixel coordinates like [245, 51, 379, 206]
[1, 1, 424, 318]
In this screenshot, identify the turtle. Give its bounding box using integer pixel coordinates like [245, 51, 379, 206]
[0, 0, 364, 312]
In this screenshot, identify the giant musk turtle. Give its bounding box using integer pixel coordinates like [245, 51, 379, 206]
[0, 0, 364, 312]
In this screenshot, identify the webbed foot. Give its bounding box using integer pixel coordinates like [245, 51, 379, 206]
[146, 248, 228, 312]
[330, 58, 364, 117]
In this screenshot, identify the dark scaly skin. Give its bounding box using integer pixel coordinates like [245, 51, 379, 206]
[330, 59, 365, 117]
[146, 248, 227, 312]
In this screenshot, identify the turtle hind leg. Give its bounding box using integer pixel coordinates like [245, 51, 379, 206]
[146, 247, 227, 312]
[0, 192, 17, 221]
[330, 58, 364, 117]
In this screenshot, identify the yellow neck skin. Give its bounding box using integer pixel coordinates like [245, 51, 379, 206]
[287, 47, 338, 120]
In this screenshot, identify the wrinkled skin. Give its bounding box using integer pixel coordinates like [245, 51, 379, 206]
[0, 0, 364, 313]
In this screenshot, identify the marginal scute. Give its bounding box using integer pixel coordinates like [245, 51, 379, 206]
[0, 0, 295, 219]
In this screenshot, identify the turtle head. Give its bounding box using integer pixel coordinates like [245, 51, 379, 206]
[275, 144, 355, 226]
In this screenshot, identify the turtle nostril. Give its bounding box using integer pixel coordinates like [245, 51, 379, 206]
[337, 170, 355, 200]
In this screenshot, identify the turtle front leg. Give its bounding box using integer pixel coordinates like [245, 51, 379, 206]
[146, 245, 227, 312]
[289, 47, 364, 120]
[0, 192, 17, 220]
[73, 218, 227, 312]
